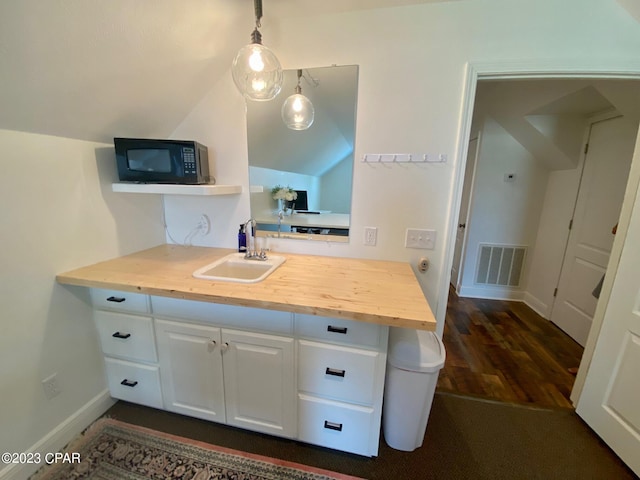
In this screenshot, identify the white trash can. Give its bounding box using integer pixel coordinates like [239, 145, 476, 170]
[382, 327, 446, 451]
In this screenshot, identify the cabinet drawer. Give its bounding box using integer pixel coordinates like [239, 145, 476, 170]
[151, 296, 293, 334]
[298, 394, 376, 457]
[104, 358, 163, 409]
[295, 314, 381, 348]
[94, 311, 157, 363]
[91, 288, 149, 314]
[298, 340, 379, 405]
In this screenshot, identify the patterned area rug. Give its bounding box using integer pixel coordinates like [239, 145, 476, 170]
[31, 418, 364, 480]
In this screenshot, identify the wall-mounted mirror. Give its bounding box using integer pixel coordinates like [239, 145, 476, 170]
[248, 65, 358, 242]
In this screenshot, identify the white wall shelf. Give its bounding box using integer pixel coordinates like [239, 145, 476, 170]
[112, 183, 242, 196]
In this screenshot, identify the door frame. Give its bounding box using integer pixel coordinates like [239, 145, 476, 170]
[438, 59, 640, 402]
[451, 133, 480, 292]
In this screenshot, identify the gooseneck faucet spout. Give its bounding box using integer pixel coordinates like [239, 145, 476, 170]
[243, 218, 267, 260]
[244, 218, 256, 258]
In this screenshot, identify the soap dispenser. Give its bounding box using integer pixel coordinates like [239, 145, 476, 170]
[238, 224, 247, 253]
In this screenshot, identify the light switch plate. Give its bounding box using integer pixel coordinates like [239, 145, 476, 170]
[364, 227, 377, 246]
[405, 228, 436, 249]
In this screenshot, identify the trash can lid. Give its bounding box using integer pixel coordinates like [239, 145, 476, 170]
[387, 327, 446, 373]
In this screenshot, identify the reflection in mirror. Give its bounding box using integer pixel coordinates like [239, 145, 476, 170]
[248, 65, 358, 242]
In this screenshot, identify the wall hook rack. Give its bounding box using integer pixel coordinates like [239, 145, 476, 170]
[361, 153, 447, 164]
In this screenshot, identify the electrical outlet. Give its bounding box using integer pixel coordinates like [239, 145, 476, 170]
[198, 214, 211, 235]
[405, 228, 436, 249]
[364, 227, 377, 246]
[42, 373, 61, 400]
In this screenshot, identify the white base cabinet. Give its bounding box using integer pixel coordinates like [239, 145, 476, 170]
[155, 319, 295, 438]
[90, 290, 388, 457]
[91, 289, 162, 409]
[222, 329, 295, 438]
[155, 320, 226, 423]
[295, 314, 388, 456]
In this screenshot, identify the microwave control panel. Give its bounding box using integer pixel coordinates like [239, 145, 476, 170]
[182, 147, 196, 175]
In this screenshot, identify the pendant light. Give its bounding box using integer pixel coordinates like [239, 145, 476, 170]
[281, 69, 315, 130]
[232, 0, 283, 101]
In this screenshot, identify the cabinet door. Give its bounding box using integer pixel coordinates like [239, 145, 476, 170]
[222, 329, 296, 438]
[155, 319, 225, 423]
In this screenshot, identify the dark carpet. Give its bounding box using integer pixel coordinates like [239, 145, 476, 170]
[105, 392, 637, 480]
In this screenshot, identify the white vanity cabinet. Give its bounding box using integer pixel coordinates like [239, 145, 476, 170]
[152, 297, 296, 439]
[295, 314, 389, 457]
[90, 288, 163, 409]
[89, 289, 387, 456]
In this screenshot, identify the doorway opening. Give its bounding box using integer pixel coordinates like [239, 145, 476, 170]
[438, 76, 640, 409]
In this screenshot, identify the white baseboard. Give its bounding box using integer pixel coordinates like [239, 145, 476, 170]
[457, 285, 525, 301]
[0, 390, 115, 480]
[523, 292, 549, 319]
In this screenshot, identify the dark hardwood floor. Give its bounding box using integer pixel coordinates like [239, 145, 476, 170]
[436, 285, 584, 408]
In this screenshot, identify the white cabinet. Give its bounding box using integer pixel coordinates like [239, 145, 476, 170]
[91, 289, 162, 409]
[103, 358, 163, 409]
[222, 329, 295, 438]
[154, 319, 295, 438]
[154, 320, 225, 423]
[90, 289, 388, 456]
[295, 315, 388, 457]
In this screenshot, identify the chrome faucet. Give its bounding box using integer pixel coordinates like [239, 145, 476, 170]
[243, 218, 268, 260]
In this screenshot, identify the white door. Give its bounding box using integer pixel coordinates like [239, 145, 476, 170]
[550, 116, 637, 346]
[222, 328, 296, 438]
[451, 136, 479, 291]
[155, 319, 226, 422]
[577, 170, 640, 476]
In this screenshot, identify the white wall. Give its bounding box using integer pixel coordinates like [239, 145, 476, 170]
[524, 168, 583, 317]
[459, 118, 549, 298]
[166, 0, 640, 336]
[319, 155, 354, 214]
[0, 130, 164, 478]
[249, 166, 320, 215]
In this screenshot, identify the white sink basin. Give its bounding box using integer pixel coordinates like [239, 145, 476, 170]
[192, 253, 285, 283]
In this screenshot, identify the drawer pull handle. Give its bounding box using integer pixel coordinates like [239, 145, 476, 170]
[325, 367, 346, 378]
[327, 325, 348, 334]
[106, 296, 126, 303]
[120, 379, 138, 388]
[324, 420, 343, 432]
[112, 332, 131, 339]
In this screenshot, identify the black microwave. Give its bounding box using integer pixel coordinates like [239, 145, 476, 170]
[114, 138, 212, 184]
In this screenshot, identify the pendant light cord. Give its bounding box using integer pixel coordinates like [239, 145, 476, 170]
[296, 69, 303, 94]
[254, 0, 263, 27]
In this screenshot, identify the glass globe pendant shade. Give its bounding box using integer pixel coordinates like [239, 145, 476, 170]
[232, 42, 283, 101]
[281, 93, 314, 130]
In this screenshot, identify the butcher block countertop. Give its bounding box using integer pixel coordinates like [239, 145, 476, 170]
[56, 244, 436, 331]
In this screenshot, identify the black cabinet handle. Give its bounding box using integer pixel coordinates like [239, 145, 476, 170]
[325, 367, 346, 378]
[120, 379, 138, 387]
[112, 331, 131, 339]
[327, 325, 348, 334]
[324, 420, 343, 432]
[107, 296, 126, 303]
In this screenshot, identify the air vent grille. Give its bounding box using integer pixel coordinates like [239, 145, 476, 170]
[475, 244, 526, 287]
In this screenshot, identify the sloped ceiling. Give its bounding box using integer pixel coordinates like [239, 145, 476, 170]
[618, 0, 640, 24]
[473, 79, 640, 171]
[0, 0, 450, 144]
[247, 65, 358, 177]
